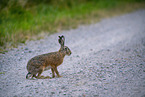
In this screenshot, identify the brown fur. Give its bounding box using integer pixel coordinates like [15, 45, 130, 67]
[26, 35, 71, 79]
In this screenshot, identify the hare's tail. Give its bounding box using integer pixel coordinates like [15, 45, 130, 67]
[26, 72, 31, 79]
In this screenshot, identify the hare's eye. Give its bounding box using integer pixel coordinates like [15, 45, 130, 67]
[65, 48, 67, 50]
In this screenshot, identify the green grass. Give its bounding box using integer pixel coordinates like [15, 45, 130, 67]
[0, 0, 145, 52]
[0, 72, 5, 74]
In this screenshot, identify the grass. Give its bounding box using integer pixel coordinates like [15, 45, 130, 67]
[0, 0, 145, 52]
[0, 72, 5, 74]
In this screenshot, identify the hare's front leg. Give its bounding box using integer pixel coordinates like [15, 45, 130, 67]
[51, 68, 55, 78]
[53, 66, 62, 78]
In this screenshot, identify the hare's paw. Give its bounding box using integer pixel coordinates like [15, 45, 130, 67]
[37, 75, 44, 79]
[57, 75, 63, 78]
[44, 76, 51, 79]
[39, 76, 51, 79]
[52, 75, 55, 78]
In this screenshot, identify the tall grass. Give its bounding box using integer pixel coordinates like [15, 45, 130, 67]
[0, 0, 145, 52]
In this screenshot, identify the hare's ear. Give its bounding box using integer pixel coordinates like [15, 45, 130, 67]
[61, 35, 65, 44]
[58, 35, 65, 47]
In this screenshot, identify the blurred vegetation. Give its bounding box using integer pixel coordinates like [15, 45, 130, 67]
[0, 0, 145, 52]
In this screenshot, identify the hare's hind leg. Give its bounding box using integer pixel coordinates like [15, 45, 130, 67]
[36, 69, 44, 79]
[37, 73, 51, 79]
[36, 69, 51, 79]
[32, 74, 36, 78]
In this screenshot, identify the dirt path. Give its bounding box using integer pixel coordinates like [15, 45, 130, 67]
[0, 9, 145, 97]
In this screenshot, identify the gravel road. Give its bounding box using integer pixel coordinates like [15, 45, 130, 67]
[0, 9, 145, 97]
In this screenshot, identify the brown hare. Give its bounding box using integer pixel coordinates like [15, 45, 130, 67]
[26, 35, 71, 79]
